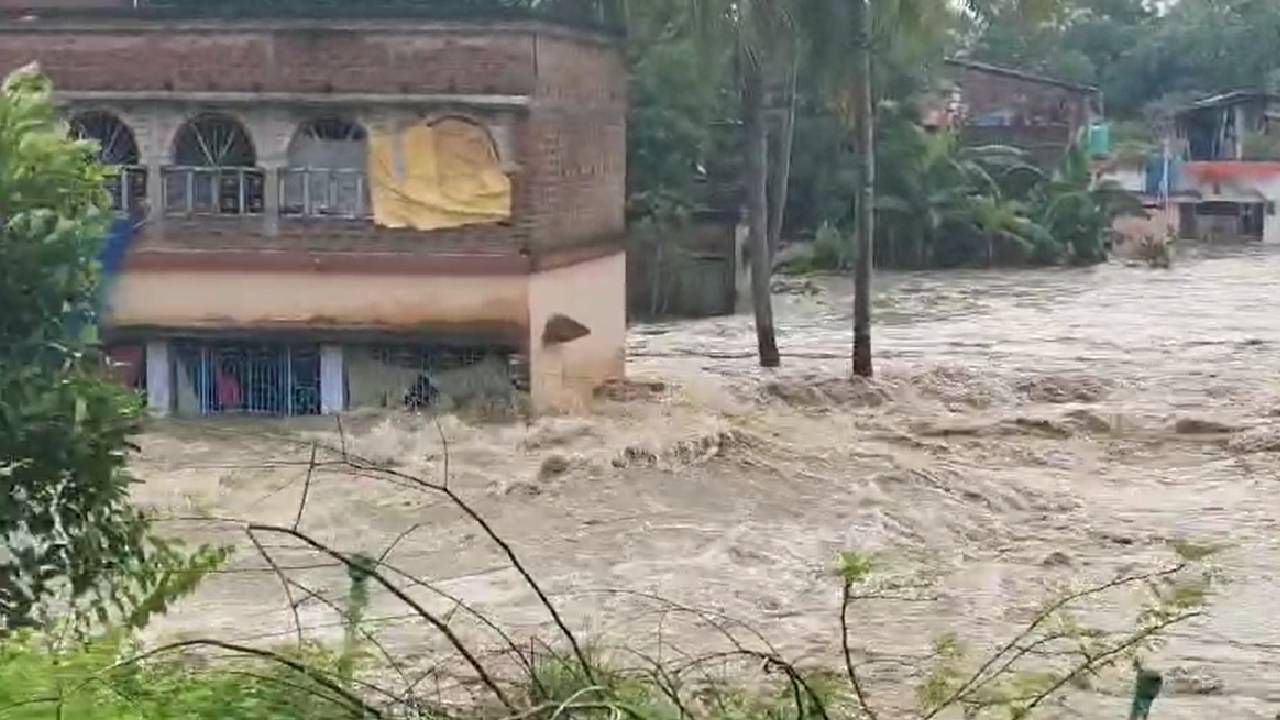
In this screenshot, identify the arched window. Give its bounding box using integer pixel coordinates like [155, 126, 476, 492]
[173, 113, 256, 166]
[69, 111, 146, 213]
[165, 113, 263, 215]
[283, 116, 369, 217]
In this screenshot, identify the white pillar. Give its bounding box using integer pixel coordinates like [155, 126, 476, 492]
[320, 345, 345, 414]
[145, 340, 171, 417]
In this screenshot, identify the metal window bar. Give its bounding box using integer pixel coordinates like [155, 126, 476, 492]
[280, 168, 370, 218]
[362, 343, 514, 410]
[105, 165, 148, 214]
[176, 341, 320, 416]
[162, 167, 265, 216]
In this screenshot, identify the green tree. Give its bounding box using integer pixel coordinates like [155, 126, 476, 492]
[794, 0, 957, 377]
[625, 0, 724, 224]
[1035, 141, 1145, 264]
[0, 66, 219, 632]
[875, 111, 1054, 268]
[692, 0, 794, 368]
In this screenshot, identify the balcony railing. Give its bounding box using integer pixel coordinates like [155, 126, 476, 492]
[280, 168, 369, 219]
[162, 167, 265, 216]
[106, 165, 148, 214]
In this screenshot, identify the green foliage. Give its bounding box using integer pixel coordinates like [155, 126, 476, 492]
[810, 223, 858, 271]
[1242, 131, 1280, 161]
[916, 553, 1216, 719]
[625, 0, 728, 225]
[0, 66, 223, 632]
[966, 0, 1280, 119]
[834, 551, 874, 585]
[916, 632, 968, 710]
[1035, 141, 1144, 266]
[0, 634, 357, 720]
[871, 112, 1060, 268]
[338, 553, 374, 685]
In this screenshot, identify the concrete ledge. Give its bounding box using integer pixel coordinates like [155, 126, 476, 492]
[57, 90, 531, 108]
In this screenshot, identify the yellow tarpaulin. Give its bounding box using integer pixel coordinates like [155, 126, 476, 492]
[368, 118, 512, 231]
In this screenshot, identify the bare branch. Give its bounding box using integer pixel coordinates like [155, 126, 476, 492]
[342, 456, 596, 685]
[73, 639, 385, 718]
[922, 564, 1188, 719]
[377, 522, 423, 564]
[432, 413, 450, 490]
[375, 559, 541, 691]
[1018, 612, 1203, 716]
[840, 583, 878, 720]
[245, 527, 304, 648]
[283, 577, 415, 694]
[293, 443, 318, 531]
[247, 522, 515, 712]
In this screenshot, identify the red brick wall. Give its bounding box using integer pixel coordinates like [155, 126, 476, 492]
[956, 67, 1092, 135]
[526, 33, 626, 251]
[0, 20, 625, 262]
[0, 26, 536, 95]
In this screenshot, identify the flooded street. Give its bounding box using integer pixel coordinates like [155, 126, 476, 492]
[134, 247, 1279, 719]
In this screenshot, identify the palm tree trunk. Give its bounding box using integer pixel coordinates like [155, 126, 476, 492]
[851, 0, 874, 378]
[744, 57, 781, 368]
[767, 51, 798, 260]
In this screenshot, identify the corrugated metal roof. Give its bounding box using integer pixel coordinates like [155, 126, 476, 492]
[944, 57, 1099, 94]
[1185, 90, 1280, 111]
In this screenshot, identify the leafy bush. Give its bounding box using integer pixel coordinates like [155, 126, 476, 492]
[810, 222, 857, 271]
[1242, 131, 1280, 161]
[0, 634, 355, 720]
[1, 66, 223, 632]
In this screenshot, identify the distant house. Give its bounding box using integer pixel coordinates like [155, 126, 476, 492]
[934, 58, 1102, 168]
[1164, 92, 1280, 243]
[1176, 91, 1280, 161]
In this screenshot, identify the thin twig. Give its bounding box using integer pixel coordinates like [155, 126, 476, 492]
[69, 639, 385, 718]
[1018, 612, 1203, 715]
[922, 564, 1188, 719]
[293, 443, 318, 531]
[375, 560, 541, 691]
[377, 523, 423, 564]
[221, 669, 363, 715]
[579, 588, 777, 655]
[617, 647, 690, 720]
[347, 458, 596, 685]
[432, 413, 450, 489]
[840, 583, 878, 720]
[246, 527, 305, 648]
[284, 577, 415, 693]
[248, 522, 515, 712]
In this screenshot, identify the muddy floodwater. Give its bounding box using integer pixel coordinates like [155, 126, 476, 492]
[133, 246, 1279, 718]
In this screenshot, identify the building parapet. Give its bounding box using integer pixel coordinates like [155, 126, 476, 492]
[0, 0, 625, 35]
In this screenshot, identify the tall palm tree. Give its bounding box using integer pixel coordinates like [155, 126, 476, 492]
[792, 0, 953, 376]
[692, 0, 793, 367]
[795, 0, 1056, 376]
[850, 0, 875, 377]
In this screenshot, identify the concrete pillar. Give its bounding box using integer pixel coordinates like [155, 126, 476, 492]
[320, 344, 345, 414]
[145, 340, 171, 417]
[262, 165, 282, 237]
[142, 106, 168, 236]
[1235, 105, 1247, 160]
[145, 161, 165, 235]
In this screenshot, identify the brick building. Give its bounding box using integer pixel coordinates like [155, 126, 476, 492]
[1, 0, 627, 415]
[934, 58, 1101, 168]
